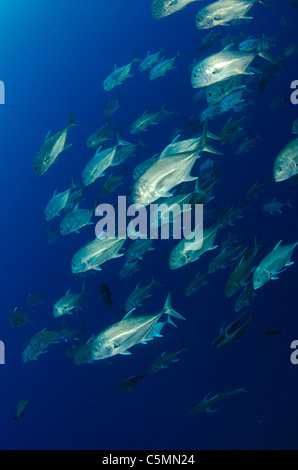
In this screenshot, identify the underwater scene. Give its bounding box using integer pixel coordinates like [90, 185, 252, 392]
[1, 0, 298, 450]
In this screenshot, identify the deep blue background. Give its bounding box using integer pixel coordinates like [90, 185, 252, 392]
[0, 0, 298, 450]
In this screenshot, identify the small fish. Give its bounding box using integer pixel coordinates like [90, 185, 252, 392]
[139, 50, 162, 72]
[185, 272, 208, 296]
[270, 94, 287, 110]
[125, 277, 161, 313]
[116, 374, 149, 391]
[234, 135, 260, 155]
[100, 284, 114, 309]
[262, 198, 292, 214]
[53, 284, 86, 318]
[27, 289, 46, 307]
[263, 328, 282, 336]
[149, 50, 183, 80]
[104, 89, 124, 119]
[101, 173, 123, 196]
[47, 225, 58, 245]
[9, 308, 31, 328]
[189, 388, 246, 414]
[44, 187, 72, 221]
[253, 240, 298, 290]
[234, 282, 256, 312]
[213, 309, 255, 348]
[87, 124, 115, 148]
[149, 344, 187, 374]
[33, 112, 82, 176]
[13, 399, 30, 422]
[151, 0, 202, 19]
[103, 52, 138, 91]
[245, 180, 266, 203]
[119, 259, 141, 279]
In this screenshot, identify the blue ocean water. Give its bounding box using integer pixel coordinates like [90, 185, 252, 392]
[0, 0, 298, 450]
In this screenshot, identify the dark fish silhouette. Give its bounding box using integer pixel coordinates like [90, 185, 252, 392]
[189, 388, 246, 415]
[99, 284, 114, 309]
[13, 398, 30, 422]
[263, 328, 282, 336]
[116, 374, 149, 391]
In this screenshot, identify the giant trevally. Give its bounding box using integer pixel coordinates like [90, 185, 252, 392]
[225, 240, 259, 297]
[87, 124, 115, 148]
[82, 145, 117, 187]
[189, 388, 246, 414]
[185, 272, 208, 296]
[273, 138, 298, 182]
[149, 344, 187, 374]
[169, 223, 221, 270]
[44, 187, 72, 222]
[253, 240, 298, 290]
[130, 110, 161, 135]
[125, 239, 154, 262]
[132, 150, 199, 206]
[139, 50, 162, 72]
[151, 0, 203, 19]
[60, 204, 94, 235]
[91, 293, 185, 360]
[196, 0, 271, 30]
[124, 277, 162, 313]
[205, 75, 245, 105]
[212, 309, 255, 349]
[191, 43, 276, 88]
[13, 399, 30, 422]
[9, 308, 31, 328]
[149, 51, 182, 80]
[101, 173, 123, 196]
[53, 284, 86, 318]
[33, 112, 82, 176]
[71, 236, 126, 274]
[103, 52, 138, 91]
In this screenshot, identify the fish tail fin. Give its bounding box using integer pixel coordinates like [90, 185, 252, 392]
[286, 198, 293, 208]
[138, 135, 146, 147]
[132, 50, 141, 62]
[71, 176, 80, 189]
[80, 322, 89, 335]
[117, 88, 125, 99]
[202, 118, 223, 156]
[162, 292, 185, 321]
[257, 40, 277, 64]
[68, 111, 84, 127]
[152, 276, 162, 287]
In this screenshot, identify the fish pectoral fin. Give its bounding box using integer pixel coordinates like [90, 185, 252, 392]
[183, 175, 198, 183]
[93, 266, 102, 271]
[119, 350, 132, 355]
[271, 276, 279, 280]
[206, 407, 220, 413]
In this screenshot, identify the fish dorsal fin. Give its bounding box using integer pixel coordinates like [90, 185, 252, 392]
[134, 283, 140, 291]
[123, 308, 136, 319]
[273, 240, 282, 251]
[223, 44, 234, 51]
[203, 392, 213, 402]
[46, 130, 52, 140]
[66, 288, 71, 295]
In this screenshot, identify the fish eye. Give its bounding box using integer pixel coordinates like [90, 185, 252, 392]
[278, 167, 282, 172]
